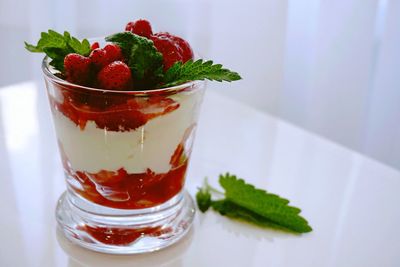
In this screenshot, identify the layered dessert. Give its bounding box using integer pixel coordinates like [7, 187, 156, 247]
[27, 19, 240, 249]
[45, 20, 204, 209]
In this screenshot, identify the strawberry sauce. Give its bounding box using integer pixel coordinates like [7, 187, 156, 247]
[51, 87, 180, 131]
[71, 162, 188, 209]
[79, 225, 172, 245]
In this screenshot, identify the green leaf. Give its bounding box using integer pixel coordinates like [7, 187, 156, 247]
[211, 200, 293, 232]
[162, 59, 242, 87]
[67, 36, 91, 56]
[24, 30, 91, 71]
[219, 173, 312, 233]
[195, 174, 313, 234]
[196, 186, 212, 212]
[38, 30, 67, 50]
[106, 32, 163, 88]
[128, 36, 163, 81]
[105, 32, 134, 55]
[42, 47, 65, 59]
[24, 42, 43, 52]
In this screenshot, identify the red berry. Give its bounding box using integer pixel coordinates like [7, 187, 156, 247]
[156, 32, 193, 62]
[125, 19, 153, 38]
[91, 42, 100, 50]
[64, 53, 92, 85]
[89, 44, 124, 70]
[150, 34, 183, 70]
[97, 61, 133, 90]
[89, 48, 108, 69]
[125, 22, 134, 31]
[104, 44, 123, 62]
[170, 36, 194, 62]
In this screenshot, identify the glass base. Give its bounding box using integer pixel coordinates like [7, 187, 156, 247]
[55, 190, 195, 254]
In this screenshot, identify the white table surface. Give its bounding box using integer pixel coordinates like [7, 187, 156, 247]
[0, 81, 399, 267]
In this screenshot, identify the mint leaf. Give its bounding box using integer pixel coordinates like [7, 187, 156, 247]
[65, 32, 91, 56]
[39, 30, 66, 51]
[24, 42, 42, 53]
[25, 30, 91, 71]
[106, 32, 163, 89]
[196, 174, 312, 234]
[104, 32, 135, 55]
[44, 48, 65, 70]
[219, 173, 312, 233]
[211, 200, 292, 232]
[162, 59, 242, 87]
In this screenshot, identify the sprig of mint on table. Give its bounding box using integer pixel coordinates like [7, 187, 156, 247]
[196, 173, 312, 233]
[25, 30, 241, 89]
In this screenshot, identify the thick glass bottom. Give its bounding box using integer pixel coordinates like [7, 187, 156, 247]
[55, 190, 195, 254]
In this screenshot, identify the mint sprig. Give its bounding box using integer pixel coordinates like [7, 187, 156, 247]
[25, 30, 91, 71]
[106, 32, 163, 89]
[196, 174, 312, 233]
[162, 59, 242, 87]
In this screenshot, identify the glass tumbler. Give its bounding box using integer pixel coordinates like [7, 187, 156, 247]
[42, 56, 205, 254]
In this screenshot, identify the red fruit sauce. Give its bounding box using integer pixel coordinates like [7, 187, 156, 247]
[51, 87, 180, 131]
[68, 161, 188, 210]
[79, 225, 172, 245]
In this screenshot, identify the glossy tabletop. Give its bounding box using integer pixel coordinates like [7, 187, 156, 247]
[1, 81, 399, 267]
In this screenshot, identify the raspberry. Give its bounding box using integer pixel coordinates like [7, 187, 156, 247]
[104, 44, 123, 62]
[125, 22, 134, 31]
[89, 48, 108, 69]
[97, 61, 133, 90]
[64, 53, 93, 85]
[156, 32, 193, 62]
[91, 42, 100, 50]
[125, 19, 153, 38]
[150, 34, 183, 70]
[89, 44, 123, 70]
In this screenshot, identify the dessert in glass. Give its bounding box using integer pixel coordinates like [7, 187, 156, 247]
[27, 19, 240, 254]
[45, 66, 204, 253]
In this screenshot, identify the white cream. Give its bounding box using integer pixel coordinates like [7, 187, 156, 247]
[53, 90, 203, 174]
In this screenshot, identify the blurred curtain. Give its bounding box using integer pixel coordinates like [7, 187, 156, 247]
[281, 0, 400, 170]
[0, 0, 399, 169]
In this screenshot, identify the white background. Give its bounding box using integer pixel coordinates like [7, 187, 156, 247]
[0, 0, 399, 170]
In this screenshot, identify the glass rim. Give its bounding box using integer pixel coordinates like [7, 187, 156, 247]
[41, 56, 203, 96]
